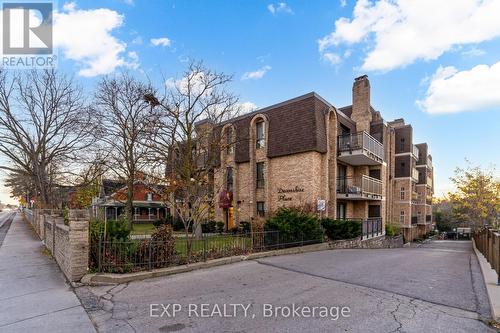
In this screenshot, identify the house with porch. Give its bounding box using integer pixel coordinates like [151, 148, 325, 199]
[91, 179, 170, 223]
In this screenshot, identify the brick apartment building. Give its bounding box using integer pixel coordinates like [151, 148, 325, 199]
[202, 75, 433, 241]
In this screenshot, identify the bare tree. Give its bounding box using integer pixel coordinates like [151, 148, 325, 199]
[0, 70, 94, 208]
[93, 73, 156, 227]
[147, 61, 240, 258]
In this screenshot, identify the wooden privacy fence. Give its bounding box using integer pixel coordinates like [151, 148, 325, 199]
[473, 228, 500, 285]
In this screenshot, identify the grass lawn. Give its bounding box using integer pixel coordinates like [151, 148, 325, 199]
[130, 225, 252, 256]
[173, 235, 252, 255]
[131, 223, 156, 235]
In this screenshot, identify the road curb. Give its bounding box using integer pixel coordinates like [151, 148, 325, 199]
[472, 238, 500, 321]
[82, 242, 331, 285]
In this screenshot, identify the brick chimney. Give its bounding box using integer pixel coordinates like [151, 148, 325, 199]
[351, 75, 372, 133]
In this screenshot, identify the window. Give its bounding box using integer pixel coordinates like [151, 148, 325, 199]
[400, 187, 405, 200]
[400, 211, 405, 224]
[226, 127, 234, 154]
[400, 138, 405, 151]
[146, 192, 153, 201]
[256, 120, 265, 149]
[226, 167, 233, 192]
[256, 162, 265, 188]
[337, 203, 346, 220]
[256, 201, 265, 217]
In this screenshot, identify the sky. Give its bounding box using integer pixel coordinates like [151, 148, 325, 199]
[1, 0, 500, 204]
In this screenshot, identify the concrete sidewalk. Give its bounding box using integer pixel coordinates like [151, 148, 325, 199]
[0, 213, 96, 333]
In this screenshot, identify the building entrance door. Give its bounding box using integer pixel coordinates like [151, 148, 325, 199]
[225, 207, 234, 230]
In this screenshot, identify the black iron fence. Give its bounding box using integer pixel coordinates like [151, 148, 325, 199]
[362, 218, 383, 239]
[91, 230, 324, 273]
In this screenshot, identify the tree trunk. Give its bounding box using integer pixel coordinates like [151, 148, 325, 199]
[126, 178, 134, 229]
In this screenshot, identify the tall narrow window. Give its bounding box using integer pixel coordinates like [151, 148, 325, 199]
[256, 201, 265, 217]
[400, 138, 405, 151]
[400, 187, 405, 200]
[400, 211, 405, 224]
[146, 193, 153, 201]
[226, 167, 233, 192]
[226, 127, 234, 154]
[256, 162, 265, 188]
[256, 120, 265, 149]
[337, 203, 346, 220]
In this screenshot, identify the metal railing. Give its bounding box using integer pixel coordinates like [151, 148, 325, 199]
[91, 230, 324, 273]
[412, 168, 419, 181]
[412, 145, 419, 159]
[337, 175, 382, 197]
[337, 131, 384, 162]
[362, 218, 383, 239]
[474, 228, 500, 284]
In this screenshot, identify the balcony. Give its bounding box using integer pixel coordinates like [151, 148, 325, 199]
[411, 167, 419, 182]
[337, 131, 384, 165]
[412, 145, 419, 159]
[362, 217, 383, 239]
[337, 175, 383, 200]
[426, 176, 433, 188]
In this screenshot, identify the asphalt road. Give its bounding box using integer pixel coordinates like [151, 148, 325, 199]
[76, 240, 495, 333]
[0, 210, 16, 247]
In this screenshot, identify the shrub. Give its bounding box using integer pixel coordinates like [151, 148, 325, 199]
[137, 224, 177, 269]
[106, 218, 131, 241]
[321, 219, 362, 241]
[215, 221, 225, 233]
[385, 223, 401, 237]
[153, 218, 168, 228]
[172, 217, 190, 231]
[201, 220, 217, 233]
[239, 221, 251, 233]
[88, 218, 130, 241]
[264, 208, 323, 243]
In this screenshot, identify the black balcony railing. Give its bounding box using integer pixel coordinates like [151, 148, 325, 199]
[337, 131, 384, 162]
[362, 217, 383, 239]
[411, 216, 418, 225]
[337, 175, 382, 197]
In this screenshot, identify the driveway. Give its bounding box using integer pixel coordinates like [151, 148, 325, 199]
[76, 240, 494, 333]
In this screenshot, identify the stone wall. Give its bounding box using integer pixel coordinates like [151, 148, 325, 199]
[41, 214, 90, 282]
[328, 235, 404, 250]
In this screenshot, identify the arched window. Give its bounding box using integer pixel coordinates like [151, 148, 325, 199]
[256, 120, 265, 149]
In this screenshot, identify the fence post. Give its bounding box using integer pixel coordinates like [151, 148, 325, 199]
[203, 235, 207, 261]
[98, 234, 102, 272]
[148, 240, 152, 270]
